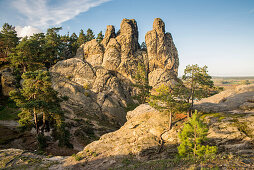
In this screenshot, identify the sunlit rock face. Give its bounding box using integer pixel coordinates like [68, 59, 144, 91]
[49, 18, 180, 150]
[146, 18, 179, 88]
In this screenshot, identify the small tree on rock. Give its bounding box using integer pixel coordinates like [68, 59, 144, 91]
[178, 110, 217, 159]
[132, 63, 152, 104]
[149, 84, 189, 129]
[182, 64, 215, 115]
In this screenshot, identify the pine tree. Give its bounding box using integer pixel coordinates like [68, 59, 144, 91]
[9, 70, 72, 148]
[86, 28, 95, 41]
[70, 33, 78, 56]
[77, 29, 86, 47]
[149, 84, 189, 129]
[44, 27, 62, 68]
[96, 31, 104, 43]
[0, 23, 19, 63]
[178, 110, 217, 158]
[182, 64, 215, 115]
[9, 36, 44, 72]
[133, 63, 152, 104]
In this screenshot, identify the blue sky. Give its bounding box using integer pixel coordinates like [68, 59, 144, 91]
[0, 0, 254, 76]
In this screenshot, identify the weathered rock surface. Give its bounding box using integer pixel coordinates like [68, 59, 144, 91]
[145, 18, 179, 87]
[50, 57, 134, 150]
[2, 104, 254, 169]
[49, 18, 180, 150]
[195, 84, 254, 112]
[0, 68, 17, 96]
[76, 18, 179, 87]
[61, 104, 180, 169]
[0, 148, 65, 169]
[60, 104, 254, 169]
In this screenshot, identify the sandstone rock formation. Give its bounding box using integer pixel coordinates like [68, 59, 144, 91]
[62, 104, 180, 169]
[49, 18, 180, 150]
[146, 18, 179, 87]
[75, 18, 179, 87]
[60, 103, 254, 169]
[0, 68, 17, 96]
[195, 84, 254, 112]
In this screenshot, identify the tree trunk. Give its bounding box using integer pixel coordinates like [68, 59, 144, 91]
[33, 107, 39, 135]
[169, 110, 172, 130]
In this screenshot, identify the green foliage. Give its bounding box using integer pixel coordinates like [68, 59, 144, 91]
[178, 110, 217, 159]
[132, 63, 152, 104]
[0, 23, 19, 64]
[96, 31, 104, 43]
[44, 27, 63, 68]
[182, 64, 215, 113]
[86, 28, 95, 42]
[9, 36, 44, 72]
[72, 153, 83, 161]
[9, 70, 72, 148]
[149, 84, 190, 129]
[77, 29, 86, 46]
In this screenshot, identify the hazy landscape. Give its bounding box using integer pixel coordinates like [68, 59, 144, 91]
[0, 0, 254, 169]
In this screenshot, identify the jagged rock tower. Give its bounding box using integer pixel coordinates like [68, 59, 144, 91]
[49, 18, 179, 149]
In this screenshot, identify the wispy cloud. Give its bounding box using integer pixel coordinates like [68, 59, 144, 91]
[12, 0, 111, 28]
[15, 26, 42, 37]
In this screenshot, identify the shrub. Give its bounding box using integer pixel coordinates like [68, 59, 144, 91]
[178, 110, 217, 159]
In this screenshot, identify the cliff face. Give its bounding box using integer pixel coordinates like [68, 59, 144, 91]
[49, 18, 179, 150]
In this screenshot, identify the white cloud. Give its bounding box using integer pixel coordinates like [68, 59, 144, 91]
[12, 0, 111, 28]
[15, 26, 42, 37]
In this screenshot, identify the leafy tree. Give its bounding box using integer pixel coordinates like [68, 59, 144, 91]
[77, 29, 86, 47]
[133, 63, 151, 104]
[86, 28, 95, 41]
[96, 31, 104, 43]
[178, 110, 217, 158]
[149, 84, 189, 129]
[9, 36, 44, 72]
[9, 70, 72, 148]
[182, 64, 215, 115]
[0, 23, 19, 64]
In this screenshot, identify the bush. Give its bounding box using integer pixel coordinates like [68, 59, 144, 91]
[178, 110, 217, 159]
